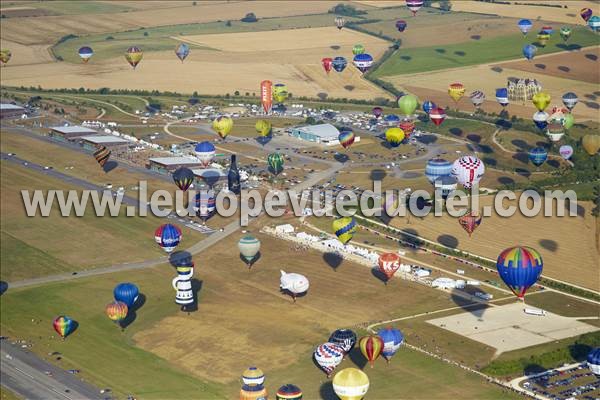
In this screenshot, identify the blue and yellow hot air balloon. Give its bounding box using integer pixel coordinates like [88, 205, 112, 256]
[53, 316, 76, 339]
[496, 246, 543, 299]
[332, 217, 357, 245]
[385, 127, 405, 148]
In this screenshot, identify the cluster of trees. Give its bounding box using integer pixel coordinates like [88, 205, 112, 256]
[328, 4, 366, 17]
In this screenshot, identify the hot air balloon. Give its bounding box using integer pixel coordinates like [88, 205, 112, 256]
[113, 282, 139, 308]
[536, 30, 550, 47]
[523, 44, 537, 61]
[587, 348, 600, 376]
[359, 335, 384, 368]
[338, 129, 355, 150]
[322, 57, 333, 74]
[273, 83, 288, 105]
[239, 235, 261, 267]
[582, 134, 600, 155]
[562, 92, 578, 111]
[255, 119, 272, 138]
[335, 16, 346, 30]
[452, 155, 485, 189]
[559, 26, 572, 42]
[195, 141, 215, 167]
[517, 19, 533, 35]
[384, 114, 400, 126]
[173, 167, 195, 191]
[267, 152, 284, 176]
[588, 16, 600, 32]
[0, 49, 11, 65]
[458, 211, 482, 237]
[546, 122, 565, 142]
[448, 83, 465, 103]
[422, 100, 436, 114]
[559, 145, 573, 160]
[333, 217, 357, 245]
[469, 90, 486, 109]
[429, 107, 446, 126]
[541, 25, 554, 35]
[279, 270, 309, 302]
[352, 53, 373, 73]
[333, 368, 369, 400]
[212, 115, 233, 139]
[495, 88, 509, 107]
[53, 316, 76, 339]
[352, 44, 365, 56]
[532, 92, 551, 112]
[332, 56, 347, 73]
[396, 20, 407, 32]
[242, 366, 265, 386]
[329, 329, 357, 355]
[260, 80, 272, 114]
[385, 127, 405, 148]
[155, 224, 182, 253]
[378, 252, 401, 282]
[372, 107, 383, 118]
[240, 384, 268, 400]
[425, 158, 453, 184]
[406, 0, 423, 16]
[398, 120, 415, 139]
[529, 147, 548, 167]
[276, 384, 302, 400]
[377, 327, 403, 363]
[78, 46, 94, 63]
[93, 145, 111, 168]
[533, 111, 549, 130]
[398, 94, 418, 117]
[581, 8, 593, 22]
[194, 190, 216, 222]
[314, 342, 345, 377]
[496, 246, 543, 299]
[175, 43, 190, 62]
[125, 46, 143, 69]
[561, 112, 575, 129]
[105, 301, 128, 327]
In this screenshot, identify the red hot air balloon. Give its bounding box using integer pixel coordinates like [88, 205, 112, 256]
[398, 120, 415, 139]
[458, 210, 482, 237]
[322, 57, 333, 74]
[359, 335, 384, 368]
[260, 80, 272, 114]
[378, 253, 401, 283]
[429, 108, 446, 126]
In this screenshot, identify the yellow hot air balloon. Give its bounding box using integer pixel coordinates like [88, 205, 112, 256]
[212, 116, 233, 139]
[255, 119, 272, 137]
[333, 368, 369, 400]
[332, 217, 357, 245]
[582, 134, 600, 156]
[448, 83, 465, 103]
[0, 49, 12, 65]
[532, 92, 551, 112]
[273, 83, 288, 104]
[125, 46, 143, 69]
[385, 127, 405, 148]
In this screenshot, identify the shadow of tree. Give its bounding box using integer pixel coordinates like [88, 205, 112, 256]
[449, 127, 463, 137]
[437, 234, 459, 248]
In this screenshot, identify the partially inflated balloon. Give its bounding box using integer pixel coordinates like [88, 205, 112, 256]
[559, 145, 573, 160]
[175, 43, 190, 62]
[496, 246, 543, 299]
[523, 44, 537, 61]
[398, 94, 418, 116]
[559, 26, 572, 42]
[333, 368, 369, 400]
[338, 129, 355, 149]
[385, 127, 405, 148]
[458, 211, 482, 237]
[255, 119, 272, 137]
[582, 134, 600, 155]
[532, 92, 551, 112]
[448, 83, 465, 103]
[333, 217, 357, 245]
[78, 46, 94, 63]
[359, 335, 384, 368]
[212, 115, 233, 139]
[173, 167, 195, 191]
[125, 46, 143, 69]
[53, 316, 75, 339]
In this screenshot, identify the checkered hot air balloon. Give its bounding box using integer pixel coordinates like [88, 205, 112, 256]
[496, 246, 543, 299]
[359, 335, 384, 368]
[451, 155, 485, 189]
[314, 342, 344, 377]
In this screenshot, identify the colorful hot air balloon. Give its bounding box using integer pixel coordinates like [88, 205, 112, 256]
[53, 316, 75, 339]
[335, 16, 346, 30]
[113, 282, 139, 308]
[469, 90, 486, 109]
[261, 80, 272, 114]
[546, 122, 565, 142]
[352, 53, 373, 73]
[422, 100, 436, 114]
[559, 145, 573, 160]
[333, 217, 357, 245]
[194, 190, 216, 222]
[359, 335, 384, 368]
[255, 119, 272, 138]
[429, 107, 446, 126]
[175, 43, 190, 62]
[406, 0, 423, 16]
[532, 92, 551, 112]
[155, 224, 182, 253]
[496, 246, 543, 299]
[333, 368, 369, 400]
[314, 342, 345, 377]
[559, 26, 572, 42]
[173, 167, 195, 191]
[398, 120, 415, 139]
[533, 111, 549, 131]
[396, 20, 407, 32]
[238, 235, 261, 267]
[581, 8, 593, 23]
[523, 44, 537, 61]
[329, 329, 357, 355]
[78, 46, 94, 63]
[517, 19, 533, 35]
[93, 145, 111, 168]
[398, 94, 418, 117]
[105, 301, 128, 325]
[458, 211, 482, 237]
[338, 129, 355, 150]
[385, 127, 405, 147]
[276, 384, 302, 400]
[242, 366, 265, 386]
[240, 384, 268, 400]
[536, 30, 550, 47]
[352, 44, 365, 56]
[495, 88, 509, 108]
[425, 158, 453, 184]
[448, 83, 465, 103]
[588, 348, 600, 376]
[125, 46, 143, 69]
[378, 252, 401, 282]
[212, 115, 233, 139]
[272, 83, 288, 104]
[377, 327, 403, 362]
[332, 56, 347, 73]
[452, 155, 485, 189]
[322, 57, 333, 74]
[195, 141, 215, 167]
[267, 152, 284, 176]
[562, 92, 578, 111]
[372, 107, 383, 118]
[0, 49, 11, 65]
[582, 134, 600, 156]
[588, 16, 600, 32]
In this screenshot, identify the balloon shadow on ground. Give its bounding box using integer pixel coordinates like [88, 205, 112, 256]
[437, 234, 458, 249]
[399, 228, 423, 246]
[585, 53, 598, 61]
[319, 382, 337, 400]
[103, 161, 118, 173]
[379, 213, 392, 226]
[370, 169, 386, 182]
[330, 45, 340, 50]
[466, 134, 481, 143]
[198, 169, 221, 188]
[347, 347, 368, 369]
[524, 364, 546, 376]
[482, 157, 497, 167]
[450, 289, 488, 320]
[512, 139, 529, 151]
[557, 65, 570, 73]
[416, 134, 437, 145]
[534, 63, 546, 70]
[183, 279, 203, 313]
[255, 135, 272, 147]
[477, 144, 494, 154]
[495, 119, 512, 130]
[169, 251, 193, 268]
[323, 251, 344, 272]
[538, 239, 558, 252]
[449, 127, 463, 137]
[547, 159, 560, 168]
[279, 288, 308, 302]
[515, 168, 531, 178]
[470, 35, 481, 40]
[0, 281, 7, 296]
[582, 101, 599, 110]
[490, 66, 503, 73]
[334, 153, 349, 163]
[435, 48, 446, 54]
[454, 50, 466, 57]
[239, 251, 261, 269]
[557, 43, 582, 51]
[400, 55, 412, 61]
[513, 152, 530, 165]
[562, 201, 585, 217]
[497, 176, 515, 186]
[121, 293, 146, 329]
[371, 267, 388, 284]
[584, 93, 597, 100]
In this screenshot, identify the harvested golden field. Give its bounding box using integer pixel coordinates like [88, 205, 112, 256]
[0, 39, 54, 65]
[391, 197, 599, 291]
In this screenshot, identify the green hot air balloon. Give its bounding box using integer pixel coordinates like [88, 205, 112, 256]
[563, 113, 574, 130]
[559, 26, 572, 42]
[238, 235, 261, 268]
[352, 44, 365, 56]
[267, 153, 284, 176]
[398, 94, 418, 117]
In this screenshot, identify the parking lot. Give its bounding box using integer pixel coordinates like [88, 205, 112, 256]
[522, 364, 600, 400]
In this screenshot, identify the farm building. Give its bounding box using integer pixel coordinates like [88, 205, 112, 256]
[289, 124, 341, 145]
[507, 78, 542, 102]
[49, 125, 98, 140]
[79, 136, 129, 151]
[191, 168, 227, 188]
[148, 157, 204, 174]
[0, 103, 26, 119]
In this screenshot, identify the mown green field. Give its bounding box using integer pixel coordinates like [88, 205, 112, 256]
[372, 27, 600, 76]
[31, 0, 134, 15]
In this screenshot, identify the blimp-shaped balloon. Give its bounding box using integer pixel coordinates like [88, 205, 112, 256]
[280, 270, 309, 302]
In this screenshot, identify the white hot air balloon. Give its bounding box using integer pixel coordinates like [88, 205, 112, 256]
[279, 270, 309, 302]
[451, 155, 485, 189]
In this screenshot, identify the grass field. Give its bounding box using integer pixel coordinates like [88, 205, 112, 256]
[31, 1, 134, 15]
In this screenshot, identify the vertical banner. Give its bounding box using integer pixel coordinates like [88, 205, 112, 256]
[261, 80, 272, 114]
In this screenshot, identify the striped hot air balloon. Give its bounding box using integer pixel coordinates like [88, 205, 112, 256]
[398, 120, 415, 139]
[267, 152, 284, 176]
[78, 46, 94, 63]
[276, 384, 302, 400]
[332, 217, 357, 245]
[448, 83, 465, 103]
[562, 92, 578, 111]
[406, 0, 423, 16]
[529, 147, 548, 167]
[338, 129, 355, 150]
[125, 46, 143, 69]
[588, 16, 600, 32]
[496, 246, 543, 299]
[93, 145, 111, 168]
[533, 111, 549, 131]
[359, 335, 384, 368]
[469, 90, 486, 109]
[105, 301, 128, 326]
[425, 158, 453, 184]
[240, 384, 268, 400]
[155, 224, 182, 253]
[238, 235, 261, 267]
[352, 44, 365, 56]
[242, 366, 265, 386]
[352, 53, 373, 73]
[173, 167, 195, 191]
[429, 108, 446, 126]
[451, 155, 485, 189]
[517, 19, 533, 35]
[335, 16, 346, 30]
[53, 316, 76, 339]
[314, 342, 344, 377]
[194, 190, 216, 222]
[273, 83, 288, 104]
[385, 127, 405, 148]
[458, 210, 482, 237]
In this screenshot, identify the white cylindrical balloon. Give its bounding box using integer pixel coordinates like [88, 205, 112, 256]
[451, 156, 485, 189]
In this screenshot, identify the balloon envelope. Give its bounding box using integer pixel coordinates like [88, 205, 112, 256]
[523, 44, 537, 61]
[53, 316, 75, 338]
[255, 119, 272, 137]
[352, 44, 365, 55]
[559, 26, 572, 42]
[78, 46, 94, 63]
[562, 92, 578, 111]
[532, 92, 551, 112]
[422, 100, 436, 114]
[406, 0, 424, 15]
[581, 8, 593, 22]
[105, 301, 128, 322]
[314, 342, 344, 376]
[429, 107, 446, 126]
[125, 46, 143, 69]
[559, 145, 573, 160]
[533, 111, 549, 130]
[329, 329, 357, 354]
[495, 88, 509, 107]
[385, 127, 405, 147]
[496, 246, 543, 299]
[267, 152, 284, 176]
[0, 49, 11, 64]
[93, 145, 111, 168]
[588, 348, 600, 376]
[332, 217, 357, 245]
[398, 94, 418, 116]
[458, 211, 482, 237]
[155, 224, 182, 253]
[425, 158, 453, 184]
[469, 90, 485, 108]
[377, 327, 403, 361]
[332, 56, 347, 72]
[359, 335, 384, 367]
[588, 16, 600, 32]
[372, 107, 383, 118]
[335, 16, 346, 29]
[238, 235, 261, 264]
[333, 368, 369, 400]
[529, 147, 548, 167]
[322, 57, 333, 74]
[242, 366, 265, 386]
[195, 141, 216, 167]
[173, 167, 195, 191]
[448, 83, 465, 102]
[396, 20, 407, 32]
[175, 43, 190, 62]
[518, 19, 533, 35]
[582, 134, 600, 155]
[273, 83, 288, 104]
[352, 53, 373, 73]
[113, 282, 139, 307]
[212, 116, 233, 139]
[378, 252, 401, 280]
[451, 155, 485, 189]
[276, 384, 302, 400]
[338, 129, 355, 149]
